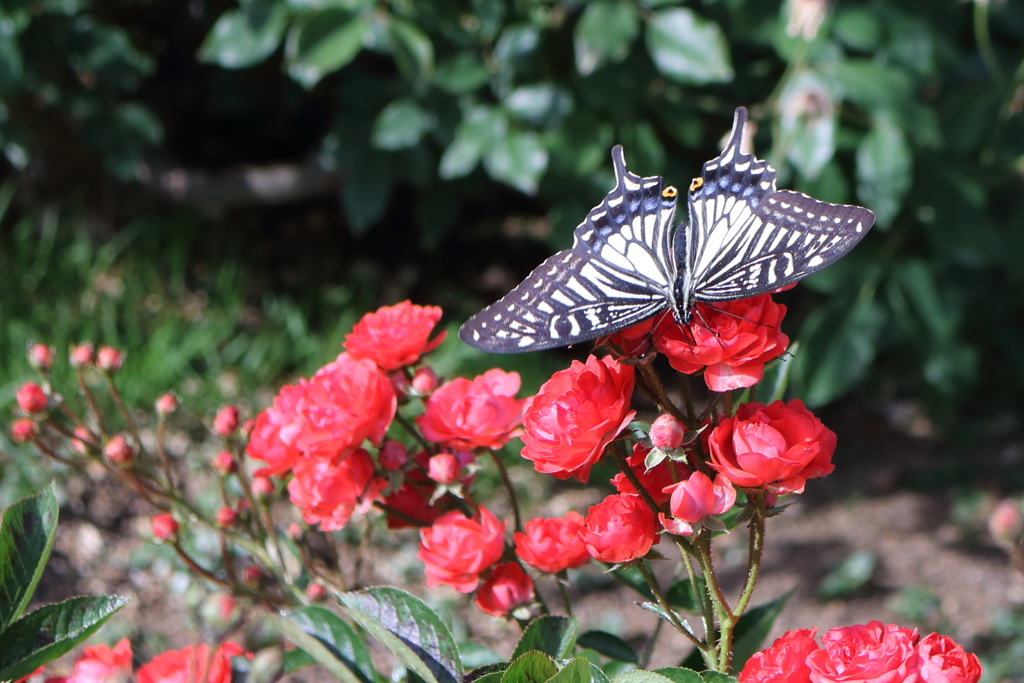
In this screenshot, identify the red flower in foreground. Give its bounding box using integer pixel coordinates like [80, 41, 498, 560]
[708, 400, 836, 494]
[16, 382, 47, 414]
[417, 369, 525, 450]
[64, 638, 133, 683]
[579, 494, 656, 563]
[287, 449, 384, 531]
[344, 301, 445, 370]
[660, 472, 736, 536]
[521, 355, 635, 483]
[514, 512, 590, 574]
[474, 562, 535, 616]
[136, 642, 248, 683]
[611, 443, 691, 506]
[739, 628, 819, 683]
[654, 294, 788, 392]
[916, 633, 981, 683]
[418, 507, 506, 592]
[806, 621, 920, 683]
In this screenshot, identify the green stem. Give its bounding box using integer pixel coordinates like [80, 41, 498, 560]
[372, 500, 431, 527]
[556, 576, 573, 617]
[733, 492, 767, 618]
[679, 375, 697, 427]
[637, 363, 688, 426]
[636, 560, 705, 650]
[489, 450, 522, 532]
[975, 0, 1008, 91]
[673, 536, 717, 667]
[395, 413, 436, 454]
[76, 369, 108, 441]
[104, 374, 146, 456]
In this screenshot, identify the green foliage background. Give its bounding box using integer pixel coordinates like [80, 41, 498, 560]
[0, 0, 1023, 426]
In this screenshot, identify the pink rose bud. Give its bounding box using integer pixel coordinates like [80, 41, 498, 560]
[216, 506, 237, 527]
[214, 406, 240, 436]
[11, 418, 39, 444]
[412, 367, 438, 394]
[243, 566, 265, 586]
[103, 435, 134, 465]
[989, 500, 1024, 550]
[70, 342, 95, 368]
[152, 513, 179, 540]
[213, 450, 237, 475]
[306, 583, 328, 603]
[428, 453, 461, 485]
[650, 414, 685, 450]
[379, 441, 408, 470]
[16, 382, 48, 414]
[97, 346, 124, 373]
[251, 476, 274, 498]
[287, 523, 303, 541]
[155, 392, 178, 418]
[71, 426, 93, 454]
[28, 343, 54, 371]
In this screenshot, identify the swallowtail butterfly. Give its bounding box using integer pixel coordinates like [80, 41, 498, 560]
[459, 107, 875, 353]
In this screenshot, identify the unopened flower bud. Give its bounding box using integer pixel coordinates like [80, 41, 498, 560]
[200, 592, 241, 633]
[69, 342, 95, 368]
[97, 346, 124, 373]
[249, 648, 285, 683]
[379, 441, 408, 470]
[990, 500, 1024, 551]
[214, 405, 240, 436]
[155, 392, 178, 418]
[28, 343, 54, 372]
[287, 523, 303, 541]
[650, 414, 685, 450]
[212, 450, 237, 475]
[412, 367, 438, 394]
[216, 506, 237, 527]
[103, 435, 134, 465]
[11, 418, 39, 444]
[71, 426, 94, 455]
[251, 476, 274, 498]
[152, 513, 179, 540]
[305, 583, 328, 603]
[243, 566, 265, 587]
[428, 453, 460, 485]
[16, 382, 48, 414]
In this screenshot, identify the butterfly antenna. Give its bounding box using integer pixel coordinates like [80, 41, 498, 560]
[690, 307, 728, 352]
[700, 302, 777, 331]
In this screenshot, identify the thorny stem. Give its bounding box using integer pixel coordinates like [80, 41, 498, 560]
[45, 416, 99, 451]
[733, 492, 767, 618]
[33, 440, 76, 466]
[104, 374, 146, 456]
[611, 441, 662, 516]
[76, 369, 108, 441]
[156, 419, 175, 490]
[679, 375, 697, 426]
[722, 391, 734, 418]
[489, 450, 522, 532]
[636, 363, 688, 425]
[556, 575, 573, 617]
[636, 560, 704, 650]
[673, 536, 717, 666]
[59, 403, 90, 434]
[395, 413, 435, 455]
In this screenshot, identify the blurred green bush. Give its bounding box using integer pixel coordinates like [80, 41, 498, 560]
[0, 0, 1023, 422]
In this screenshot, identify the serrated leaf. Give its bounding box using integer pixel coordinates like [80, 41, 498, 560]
[387, 18, 433, 78]
[0, 595, 131, 682]
[511, 616, 579, 661]
[372, 99, 433, 150]
[549, 658, 591, 683]
[729, 588, 796, 673]
[610, 671, 676, 683]
[577, 632, 637, 664]
[338, 587, 461, 683]
[279, 606, 377, 683]
[0, 483, 58, 630]
[652, 669, 702, 683]
[757, 341, 798, 404]
[700, 674, 737, 683]
[465, 662, 509, 683]
[501, 652, 558, 683]
[856, 119, 912, 229]
[198, 7, 286, 69]
[483, 131, 547, 195]
[589, 663, 610, 683]
[645, 9, 732, 85]
[574, 1, 640, 76]
[286, 9, 368, 88]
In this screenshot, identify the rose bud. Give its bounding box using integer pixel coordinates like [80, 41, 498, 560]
[287, 523, 303, 541]
[71, 426, 94, 455]
[243, 566, 265, 587]
[11, 418, 39, 444]
[379, 441, 408, 470]
[251, 476, 275, 498]
[70, 342, 95, 368]
[650, 414, 685, 450]
[305, 583, 328, 603]
[28, 343, 54, 372]
[474, 562, 535, 617]
[212, 450, 237, 475]
[214, 405, 240, 436]
[428, 453, 461, 485]
[412, 367, 438, 394]
[200, 592, 241, 634]
[97, 346, 124, 373]
[155, 392, 178, 418]
[16, 382, 48, 414]
[216, 506, 237, 527]
[152, 513, 179, 540]
[103, 435, 134, 465]
[989, 499, 1024, 551]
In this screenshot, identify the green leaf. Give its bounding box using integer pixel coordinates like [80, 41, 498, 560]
[198, 7, 287, 69]
[279, 606, 377, 683]
[371, 99, 433, 150]
[341, 156, 391, 235]
[548, 657, 592, 683]
[834, 8, 881, 52]
[338, 587, 462, 683]
[779, 72, 836, 181]
[574, 1, 640, 76]
[665, 577, 705, 613]
[0, 595, 131, 681]
[577, 632, 637, 664]
[433, 53, 490, 94]
[483, 130, 548, 195]
[439, 106, 508, 180]
[501, 652, 558, 683]
[609, 671, 676, 683]
[286, 9, 368, 88]
[511, 616, 579, 661]
[700, 674, 737, 683]
[387, 18, 433, 79]
[800, 294, 884, 408]
[589, 663, 610, 683]
[0, 32, 23, 90]
[504, 85, 572, 126]
[816, 550, 876, 601]
[652, 669, 702, 683]
[729, 588, 795, 673]
[0, 483, 59, 631]
[856, 119, 912, 228]
[645, 9, 733, 85]
[467, 663, 509, 683]
[757, 342, 798, 404]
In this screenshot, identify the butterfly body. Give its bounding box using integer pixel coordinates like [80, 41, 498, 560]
[460, 107, 875, 353]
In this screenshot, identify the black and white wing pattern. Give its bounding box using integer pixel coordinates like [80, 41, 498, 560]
[684, 107, 875, 302]
[459, 145, 679, 353]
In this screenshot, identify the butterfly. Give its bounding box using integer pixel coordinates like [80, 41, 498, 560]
[459, 107, 875, 353]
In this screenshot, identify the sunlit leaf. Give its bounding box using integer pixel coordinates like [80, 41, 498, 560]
[856, 118, 912, 228]
[372, 99, 433, 150]
[483, 130, 547, 195]
[0, 483, 58, 631]
[511, 616, 579, 661]
[645, 9, 733, 85]
[574, 1, 640, 76]
[286, 9, 368, 88]
[817, 550, 876, 601]
[198, 7, 287, 69]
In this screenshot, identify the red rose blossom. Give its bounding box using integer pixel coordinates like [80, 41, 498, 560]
[807, 621, 920, 683]
[136, 642, 248, 683]
[417, 369, 525, 450]
[514, 512, 590, 574]
[63, 638, 133, 683]
[418, 506, 506, 592]
[660, 472, 736, 536]
[16, 382, 47, 414]
[344, 301, 445, 370]
[611, 443, 691, 505]
[246, 383, 304, 476]
[654, 294, 788, 392]
[152, 514, 179, 540]
[287, 449, 384, 531]
[916, 633, 981, 683]
[579, 493, 657, 563]
[521, 355, 635, 483]
[474, 562, 535, 616]
[740, 628, 819, 683]
[379, 441, 408, 470]
[708, 400, 836, 494]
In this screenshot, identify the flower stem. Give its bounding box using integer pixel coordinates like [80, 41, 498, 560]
[372, 500, 431, 527]
[395, 413, 435, 454]
[637, 363, 688, 426]
[489, 449, 522, 532]
[975, 0, 1008, 91]
[556, 575, 573, 617]
[76, 369, 108, 441]
[636, 559, 705, 650]
[104, 373, 146, 456]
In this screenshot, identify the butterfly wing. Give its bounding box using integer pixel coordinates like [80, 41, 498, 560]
[686, 107, 875, 302]
[459, 146, 678, 353]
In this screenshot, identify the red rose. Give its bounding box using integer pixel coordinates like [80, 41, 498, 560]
[66, 638, 133, 683]
[606, 318, 657, 357]
[807, 622, 920, 683]
[521, 355, 635, 483]
[579, 494, 657, 563]
[417, 369, 525, 450]
[611, 443, 691, 505]
[246, 383, 305, 476]
[383, 484, 445, 529]
[151, 514, 179, 540]
[514, 512, 590, 574]
[418, 506, 506, 592]
[916, 633, 981, 683]
[11, 418, 39, 444]
[137, 642, 248, 683]
[344, 301, 446, 370]
[474, 562, 535, 616]
[660, 472, 736, 536]
[654, 294, 788, 392]
[287, 449, 384, 531]
[740, 628, 819, 683]
[708, 400, 836, 494]
[16, 382, 47, 414]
